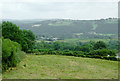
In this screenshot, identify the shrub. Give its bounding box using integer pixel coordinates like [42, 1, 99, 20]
[108, 56, 118, 61]
[93, 41, 106, 50]
[88, 49, 116, 57]
[74, 51, 84, 57]
[32, 49, 39, 53]
[2, 38, 25, 71]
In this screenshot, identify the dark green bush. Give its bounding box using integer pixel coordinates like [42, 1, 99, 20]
[93, 41, 107, 50]
[74, 51, 84, 57]
[88, 49, 116, 57]
[107, 56, 118, 61]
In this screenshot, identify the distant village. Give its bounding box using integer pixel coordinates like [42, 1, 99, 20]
[40, 36, 59, 41]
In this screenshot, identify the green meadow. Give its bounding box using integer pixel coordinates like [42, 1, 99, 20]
[3, 54, 118, 79]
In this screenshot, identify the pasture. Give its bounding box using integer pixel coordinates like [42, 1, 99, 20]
[3, 54, 118, 79]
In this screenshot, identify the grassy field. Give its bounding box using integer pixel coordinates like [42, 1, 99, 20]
[3, 54, 118, 79]
[64, 38, 113, 43]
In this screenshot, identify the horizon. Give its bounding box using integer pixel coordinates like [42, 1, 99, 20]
[2, 17, 118, 21]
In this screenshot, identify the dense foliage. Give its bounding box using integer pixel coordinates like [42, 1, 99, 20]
[2, 38, 25, 71]
[2, 21, 36, 72]
[93, 41, 106, 50]
[30, 40, 118, 61]
[2, 21, 35, 52]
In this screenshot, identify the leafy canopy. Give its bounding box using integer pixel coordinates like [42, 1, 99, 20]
[2, 21, 35, 52]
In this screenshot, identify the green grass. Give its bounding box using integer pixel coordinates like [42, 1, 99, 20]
[92, 23, 98, 30]
[97, 34, 115, 36]
[64, 38, 114, 43]
[48, 21, 72, 26]
[3, 54, 118, 79]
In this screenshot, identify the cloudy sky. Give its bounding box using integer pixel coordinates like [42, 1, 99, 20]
[0, 0, 119, 20]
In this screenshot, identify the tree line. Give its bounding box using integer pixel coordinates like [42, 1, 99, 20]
[29, 40, 118, 61]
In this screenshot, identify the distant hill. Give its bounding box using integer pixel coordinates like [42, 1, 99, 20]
[4, 18, 118, 39]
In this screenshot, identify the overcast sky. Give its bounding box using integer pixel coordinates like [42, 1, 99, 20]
[0, 0, 119, 20]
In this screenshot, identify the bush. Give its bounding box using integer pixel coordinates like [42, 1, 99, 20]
[74, 51, 84, 57]
[108, 56, 118, 61]
[93, 41, 106, 50]
[88, 49, 116, 57]
[32, 49, 39, 53]
[2, 38, 25, 71]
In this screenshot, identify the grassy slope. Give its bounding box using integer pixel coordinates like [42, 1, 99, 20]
[3, 54, 118, 79]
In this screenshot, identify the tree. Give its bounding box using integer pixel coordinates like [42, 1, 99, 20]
[53, 42, 61, 50]
[2, 21, 35, 52]
[22, 30, 35, 51]
[93, 41, 106, 50]
[2, 21, 24, 45]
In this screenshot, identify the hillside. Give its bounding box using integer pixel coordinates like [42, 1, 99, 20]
[3, 54, 118, 79]
[4, 18, 118, 39]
